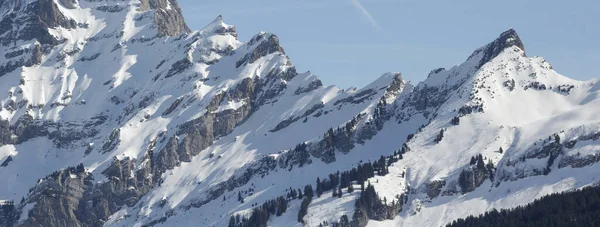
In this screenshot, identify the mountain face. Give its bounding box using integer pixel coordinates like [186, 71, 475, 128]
[0, 1, 598, 227]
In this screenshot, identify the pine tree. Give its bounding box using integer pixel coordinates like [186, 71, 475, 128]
[238, 191, 243, 203]
[338, 187, 343, 198]
[451, 116, 460, 125]
[340, 214, 351, 227]
[298, 198, 311, 223]
[477, 154, 485, 169]
[499, 147, 503, 154]
[304, 185, 314, 199]
[435, 129, 444, 143]
[228, 216, 236, 227]
[76, 163, 85, 173]
[316, 178, 323, 197]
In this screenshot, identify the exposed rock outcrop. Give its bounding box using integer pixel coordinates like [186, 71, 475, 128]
[140, 0, 191, 37]
[468, 28, 525, 69]
[20, 165, 91, 227]
[0, 0, 77, 45]
[236, 33, 285, 68]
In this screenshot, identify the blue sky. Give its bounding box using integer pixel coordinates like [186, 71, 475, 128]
[178, 0, 599, 89]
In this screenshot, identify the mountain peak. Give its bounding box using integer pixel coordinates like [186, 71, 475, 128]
[468, 28, 526, 69]
[497, 28, 525, 51]
[200, 15, 237, 38]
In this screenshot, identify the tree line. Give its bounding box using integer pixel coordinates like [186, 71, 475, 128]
[448, 185, 600, 227]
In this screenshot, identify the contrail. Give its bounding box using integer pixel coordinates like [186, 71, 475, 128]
[350, 0, 382, 30]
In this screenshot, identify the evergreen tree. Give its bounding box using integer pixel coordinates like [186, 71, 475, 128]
[435, 129, 445, 143]
[451, 116, 460, 125]
[407, 133, 414, 141]
[76, 163, 85, 173]
[476, 154, 485, 169]
[228, 216, 235, 227]
[448, 185, 600, 227]
[339, 214, 351, 227]
[304, 185, 314, 199]
[316, 178, 323, 197]
[298, 198, 311, 223]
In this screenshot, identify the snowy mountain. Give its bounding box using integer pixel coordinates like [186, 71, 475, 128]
[0, 1, 599, 227]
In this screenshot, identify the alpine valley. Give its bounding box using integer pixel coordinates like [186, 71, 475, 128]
[0, 1, 599, 227]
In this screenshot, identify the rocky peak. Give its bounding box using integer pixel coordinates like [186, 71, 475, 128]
[467, 28, 526, 69]
[140, 0, 191, 37]
[200, 15, 237, 38]
[236, 32, 286, 68]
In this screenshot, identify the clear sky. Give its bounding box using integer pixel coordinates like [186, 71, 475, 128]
[178, 0, 599, 89]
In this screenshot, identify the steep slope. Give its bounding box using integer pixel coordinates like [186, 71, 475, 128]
[0, 1, 408, 226]
[359, 30, 600, 226]
[0, 1, 599, 227]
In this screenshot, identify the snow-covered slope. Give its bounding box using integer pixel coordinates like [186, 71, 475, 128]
[0, 1, 598, 227]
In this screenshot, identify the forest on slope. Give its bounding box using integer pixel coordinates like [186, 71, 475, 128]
[447, 185, 600, 227]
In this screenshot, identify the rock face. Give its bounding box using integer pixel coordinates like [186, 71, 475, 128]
[0, 0, 77, 45]
[0, 0, 190, 46]
[236, 33, 286, 68]
[77, 157, 154, 227]
[468, 28, 525, 69]
[21, 166, 90, 227]
[425, 180, 445, 199]
[458, 166, 488, 194]
[140, 0, 191, 37]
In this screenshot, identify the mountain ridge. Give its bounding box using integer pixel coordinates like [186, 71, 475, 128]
[0, 1, 598, 227]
